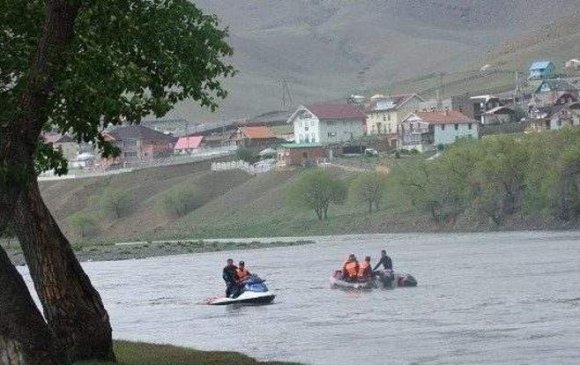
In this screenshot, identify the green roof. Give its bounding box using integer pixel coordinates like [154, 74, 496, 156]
[281, 143, 322, 149]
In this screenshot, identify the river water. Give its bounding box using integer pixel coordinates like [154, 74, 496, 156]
[20, 231, 580, 364]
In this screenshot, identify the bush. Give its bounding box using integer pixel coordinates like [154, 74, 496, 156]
[236, 147, 259, 164]
[70, 213, 98, 239]
[159, 186, 203, 218]
[100, 189, 131, 219]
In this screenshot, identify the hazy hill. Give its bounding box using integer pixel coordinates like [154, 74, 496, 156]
[167, 0, 580, 121]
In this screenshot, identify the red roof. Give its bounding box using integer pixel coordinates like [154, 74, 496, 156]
[174, 136, 203, 150]
[306, 103, 366, 120]
[414, 111, 474, 125]
[239, 126, 276, 139]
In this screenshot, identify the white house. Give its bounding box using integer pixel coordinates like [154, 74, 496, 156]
[286, 103, 366, 145]
[399, 110, 478, 151]
[549, 102, 580, 130]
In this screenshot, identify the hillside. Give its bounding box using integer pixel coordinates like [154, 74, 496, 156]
[167, 0, 580, 121]
[39, 158, 430, 243]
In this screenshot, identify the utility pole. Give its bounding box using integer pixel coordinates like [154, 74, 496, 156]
[280, 79, 293, 111]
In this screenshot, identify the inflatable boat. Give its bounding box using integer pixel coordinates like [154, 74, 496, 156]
[330, 269, 417, 290]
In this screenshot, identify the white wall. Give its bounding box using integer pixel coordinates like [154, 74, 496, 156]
[318, 119, 365, 144]
[433, 123, 478, 145]
[292, 108, 320, 144]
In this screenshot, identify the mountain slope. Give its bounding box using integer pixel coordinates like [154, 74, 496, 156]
[167, 0, 580, 121]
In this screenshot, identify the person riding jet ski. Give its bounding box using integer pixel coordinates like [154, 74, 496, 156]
[222, 258, 238, 298]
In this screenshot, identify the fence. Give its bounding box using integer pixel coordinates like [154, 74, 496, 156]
[211, 159, 275, 175]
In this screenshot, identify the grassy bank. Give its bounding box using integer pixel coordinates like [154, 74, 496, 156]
[6, 239, 313, 266]
[76, 341, 300, 365]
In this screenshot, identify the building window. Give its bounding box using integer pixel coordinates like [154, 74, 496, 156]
[468, 123, 472, 130]
[305, 126, 309, 131]
[441, 124, 445, 131]
[388, 114, 391, 121]
[383, 115, 386, 121]
[454, 124, 459, 130]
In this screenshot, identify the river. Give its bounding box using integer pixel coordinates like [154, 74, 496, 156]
[20, 231, 580, 364]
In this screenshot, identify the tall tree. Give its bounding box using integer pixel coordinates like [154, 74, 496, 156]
[1, 0, 233, 362]
[351, 172, 386, 213]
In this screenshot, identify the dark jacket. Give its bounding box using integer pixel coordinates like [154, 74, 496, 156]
[373, 255, 393, 271]
[222, 265, 238, 283]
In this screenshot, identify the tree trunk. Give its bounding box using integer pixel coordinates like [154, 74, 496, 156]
[368, 200, 373, 214]
[13, 181, 116, 363]
[0, 246, 68, 365]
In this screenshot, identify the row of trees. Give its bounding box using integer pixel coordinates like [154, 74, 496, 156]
[288, 169, 387, 220]
[0, 0, 234, 363]
[397, 128, 580, 225]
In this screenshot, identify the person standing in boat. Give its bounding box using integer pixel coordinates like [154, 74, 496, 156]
[373, 250, 393, 271]
[342, 254, 359, 282]
[222, 258, 238, 297]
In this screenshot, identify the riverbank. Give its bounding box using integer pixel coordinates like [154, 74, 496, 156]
[76, 340, 300, 365]
[5, 239, 314, 266]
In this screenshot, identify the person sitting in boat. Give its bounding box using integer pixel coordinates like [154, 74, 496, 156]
[373, 250, 393, 271]
[236, 261, 251, 283]
[342, 254, 359, 282]
[358, 256, 373, 281]
[222, 258, 238, 298]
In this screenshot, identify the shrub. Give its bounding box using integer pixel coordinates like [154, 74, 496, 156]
[159, 185, 203, 218]
[100, 189, 131, 219]
[70, 213, 98, 239]
[236, 147, 259, 164]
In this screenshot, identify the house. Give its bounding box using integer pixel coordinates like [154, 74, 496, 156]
[528, 61, 556, 80]
[43, 133, 79, 162]
[365, 94, 424, 146]
[277, 143, 327, 167]
[141, 118, 197, 137]
[399, 111, 478, 151]
[469, 95, 503, 121]
[565, 59, 580, 70]
[480, 106, 517, 125]
[201, 131, 235, 148]
[103, 125, 177, 162]
[530, 79, 579, 108]
[549, 102, 580, 130]
[287, 103, 367, 145]
[418, 95, 476, 119]
[174, 135, 203, 154]
[235, 126, 279, 148]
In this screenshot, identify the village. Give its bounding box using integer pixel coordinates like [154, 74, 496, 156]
[41, 59, 580, 178]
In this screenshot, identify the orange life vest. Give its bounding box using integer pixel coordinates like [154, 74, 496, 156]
[344, 261, 359, 278]
[358, 261, 371, 278]
[236, 267, 249, 280]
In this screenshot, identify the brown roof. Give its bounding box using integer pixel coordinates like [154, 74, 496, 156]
[239, 126, 276, 139]
[306, 103, 366, 120]
[107, 125, 178, 142]
[414, 111, 474, 125]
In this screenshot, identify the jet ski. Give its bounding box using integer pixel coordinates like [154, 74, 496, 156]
[207, 275, 275, 305]
[330, 269, 417, 290]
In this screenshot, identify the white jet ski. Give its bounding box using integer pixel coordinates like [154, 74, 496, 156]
[207, 275, 275, 305]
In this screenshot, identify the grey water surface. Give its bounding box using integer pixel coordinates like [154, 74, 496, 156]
[20, 231, 580, 364]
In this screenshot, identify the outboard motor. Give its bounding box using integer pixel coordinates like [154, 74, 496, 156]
[375, 269, 395, 288]
[397, 273, 418, 287]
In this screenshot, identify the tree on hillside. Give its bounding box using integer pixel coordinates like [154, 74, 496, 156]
[0, 0, 234, 363]
[288, 169, 347, 220]
[351, 172, 387, 213]
[101, 189, 131, 219]
[160, 185, 204, 218]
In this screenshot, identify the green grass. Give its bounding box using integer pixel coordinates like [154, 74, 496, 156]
[75, 341, 300, 365]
